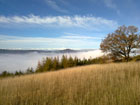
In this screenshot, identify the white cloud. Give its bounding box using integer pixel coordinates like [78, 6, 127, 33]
[104, 0, 120, 14]
[45, 0, 68, 13]
[0, 34, 101, 49]
[0, 15, 118, 30]
[104, 0, 116, 9]
[62, 33, 103, 39]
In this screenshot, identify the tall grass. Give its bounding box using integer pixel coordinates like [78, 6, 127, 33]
[0, 62, 140, 105]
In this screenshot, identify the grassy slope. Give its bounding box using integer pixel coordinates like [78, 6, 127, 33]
[0, 62, 140, 105]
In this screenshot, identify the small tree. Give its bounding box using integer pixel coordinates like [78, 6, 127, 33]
[100, 25, 140, 61]
[0, 71, 13, 77]
[68, 56, 74, 67]
[26, 67, 34, 74]
[36, 61, 43, 72]
[61, 55, 68, 68]
[73, 57, 78, 66]
[43, 57, 53, 71]
[52, 57, 59, 70]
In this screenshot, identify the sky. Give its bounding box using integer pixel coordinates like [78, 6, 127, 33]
[0, 0, 140, 49]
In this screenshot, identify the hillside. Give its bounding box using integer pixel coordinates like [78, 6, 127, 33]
[0, 62, 140, 105]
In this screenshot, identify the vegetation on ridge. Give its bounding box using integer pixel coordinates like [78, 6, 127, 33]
[0, 55, 107, 78]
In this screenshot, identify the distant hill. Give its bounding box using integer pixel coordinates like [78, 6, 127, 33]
[0, 49, 95, 54]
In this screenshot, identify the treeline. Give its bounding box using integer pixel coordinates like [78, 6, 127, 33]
[36, 55, 106, 72]
[0, 55, 106, 78]
[1, 54, 140, 78]
[0, 67, 34, 78]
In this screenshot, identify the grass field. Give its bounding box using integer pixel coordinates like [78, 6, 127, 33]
[0, 62, 140, 105]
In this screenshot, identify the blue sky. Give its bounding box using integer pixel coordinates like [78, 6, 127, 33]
[0, 0, 140, 49]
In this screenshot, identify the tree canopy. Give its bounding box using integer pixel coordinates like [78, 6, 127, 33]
[100, 25, 140, 61]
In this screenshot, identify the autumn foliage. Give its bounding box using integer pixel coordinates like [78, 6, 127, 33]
[100, 25, 140, 61]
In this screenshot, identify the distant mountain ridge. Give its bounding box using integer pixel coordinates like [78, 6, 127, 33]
[0, 49, 95, 54]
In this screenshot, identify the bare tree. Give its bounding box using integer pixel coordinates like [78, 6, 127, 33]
[100, 25, 140, 61]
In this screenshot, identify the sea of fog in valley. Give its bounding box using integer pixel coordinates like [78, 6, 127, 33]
[0, 49, 103, 73]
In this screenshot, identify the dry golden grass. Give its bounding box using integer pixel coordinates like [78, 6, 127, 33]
[1, 62, 140, 105]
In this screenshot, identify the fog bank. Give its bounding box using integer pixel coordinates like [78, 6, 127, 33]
[0, 50, 103, 73]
